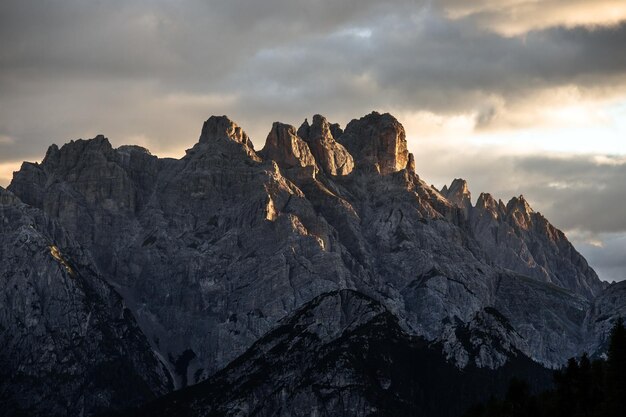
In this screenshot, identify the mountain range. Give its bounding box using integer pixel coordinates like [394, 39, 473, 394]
[1, 111, 625, 416]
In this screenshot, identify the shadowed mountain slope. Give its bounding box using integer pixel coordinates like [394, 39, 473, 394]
[118, 290, 552, 417]
[2, 112, 621, 416]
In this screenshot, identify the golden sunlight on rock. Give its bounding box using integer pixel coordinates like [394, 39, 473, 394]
[49, 245, 75, 277]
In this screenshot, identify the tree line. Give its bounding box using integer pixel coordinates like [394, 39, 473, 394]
[465, 318, 626, 417]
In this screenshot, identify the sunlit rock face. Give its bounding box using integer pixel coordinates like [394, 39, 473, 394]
[441, 178, 472, 218]
[194, 114, 261, 162]
[297, 114, 354, 176]
[260, 122, 318, 175]
[4, 112, 617, 415]
[339, 111, 410, 174]
[199, 115, 254, 148]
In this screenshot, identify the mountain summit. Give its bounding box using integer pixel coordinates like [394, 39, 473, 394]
[1, 112, 622, 417]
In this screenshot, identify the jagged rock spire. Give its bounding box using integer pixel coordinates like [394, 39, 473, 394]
[442, 178, 472, 217]
[1, 109, 612, 417]
[506, 195, 533, 214]
[298, 114, 354, 176]
[406, 153, 416, 173]
[506, 195, 534, 229]
[329, 123, 343, 140]
[199, 115, 254, 148]
[475, 192, 501, 213]
[296, 118, 311, 141]
[260, 122, 318, 175]
[36, 135, 115, 176]
[339, 111, 409, 175]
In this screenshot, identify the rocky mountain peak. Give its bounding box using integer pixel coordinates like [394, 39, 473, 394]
[296, 118, 311, 140]
[505, 195, 534, 229]
[442, 178, 472, 216]
[475, 192, 499, 212]
[297, 115, 344, 142]
[60, 135, 112, 154]
[506, 195, 533, 214]
[0, 186, 20, 206]
[298, 114, 332, 143]
[260, 122, 318, 175]
[38, 135, 114, 174]
[329, 122, 343, 140]
[117, 144, 152, 156]
[311, 114, 334, 141]
[280, 290, 388, 343]
[297, 114, 354, 176]
[42, 143, 60, 165]
[339, 111, 409, 175]
[406, 152, 416, 173]
[199, 115, 254, 149]
[2, 110, 613, 416]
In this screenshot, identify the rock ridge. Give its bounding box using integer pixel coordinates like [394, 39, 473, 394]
[2, 111, 616, 416]
[260, 121, 319, 176]
[297, 114, 354, 176]
[441, 179, 604, 298]
[339, 111, 411, 175]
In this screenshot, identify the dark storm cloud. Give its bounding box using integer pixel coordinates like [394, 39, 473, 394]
[303, 14, 626, 113]
[0, 0, 395, 87]
[1, 1, 625, 280]
[208, 10, 626, 122]
[2, 0, 626, 162]
[0, 0, 412, 161]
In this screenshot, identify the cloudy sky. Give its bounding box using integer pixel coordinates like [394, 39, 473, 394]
[1, 0, 625, 281]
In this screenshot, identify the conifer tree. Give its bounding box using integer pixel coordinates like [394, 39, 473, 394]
[605, 318, 626, 416]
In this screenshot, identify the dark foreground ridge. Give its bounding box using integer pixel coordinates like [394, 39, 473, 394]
[1, 112, 624, 416]
[114, 290, 552, 417]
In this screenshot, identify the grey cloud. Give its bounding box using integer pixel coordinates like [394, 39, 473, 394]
[475, 106, 498, 129]
[212, 7, 626, 130]
[0, 0, 416, 163]
[575, 234, 626, 282]
[0, 0, 396, 88]
[512, 156, 626, 234]
[1, 1, 624, 157]
[419, 150, 626, 235]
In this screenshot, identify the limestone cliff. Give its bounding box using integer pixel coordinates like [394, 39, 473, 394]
[2, 112, 618, 416]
